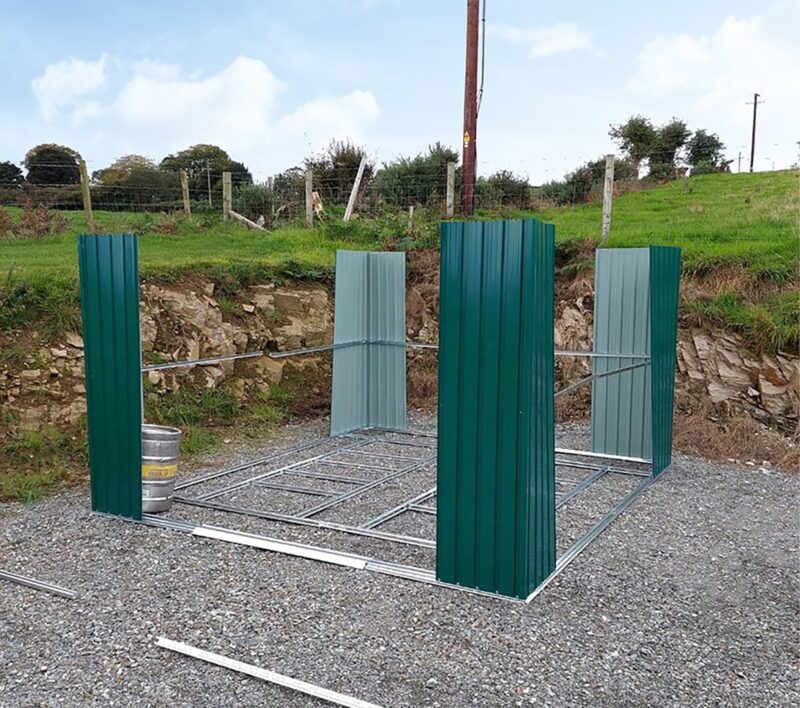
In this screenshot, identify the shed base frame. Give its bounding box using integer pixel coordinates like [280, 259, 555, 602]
[142, 427, 659, 602]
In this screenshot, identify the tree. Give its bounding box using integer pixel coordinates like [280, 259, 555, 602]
[648, 118, 691, 179]
[93, 154, 180, 210]
[159, 144, 251, 202]
[370, 142, 460, 206]
[609, 116, 656, 174]
[304, 139, 374, 206]
[686, 130, 726, 170]
[476, 170, 530, 207]
[0, 161, 24, 188]
[24, 144, 81, 185]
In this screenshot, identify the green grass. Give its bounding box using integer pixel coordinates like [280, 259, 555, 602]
[0, 425, 87, 502]
[1, 171, 797, 352]
[684, 290, 800, 354]
[509, 170, 799, 281]
[0, 209, 372, 283]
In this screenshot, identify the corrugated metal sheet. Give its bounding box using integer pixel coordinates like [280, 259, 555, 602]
[436, 219, 555, 599]
[649, 246, 681, 475]
[77, 233, 142, 519]
[330, 251, 406, 436]
[591, 248, 652, 459]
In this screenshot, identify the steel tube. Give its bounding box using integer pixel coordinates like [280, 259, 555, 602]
[555, 350, 650, 359]
[555, 360, 650, 400]
[555, 447, 652, 466]
[175, 436, 337, 491]
[360, 487, 437, 529]
[197, 439, 372, 501]
[555, 466, 609, 510]
[251, 480, 337, 497]
[526, 475, 653, 603]
[0, 569, 76, 599]
[142, 350, 265, 372]
[298, 457, 436, 518]
[173, 495, 435, 548]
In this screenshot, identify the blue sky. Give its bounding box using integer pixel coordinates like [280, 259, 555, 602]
[0, 0, 797, 181]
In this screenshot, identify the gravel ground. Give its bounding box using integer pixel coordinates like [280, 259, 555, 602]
[1, 412, 798, 707]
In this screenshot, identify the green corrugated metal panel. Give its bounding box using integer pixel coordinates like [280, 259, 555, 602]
[330, 251, 406, 436]
[591, 248, 652, 459]
[77, 233, 142, 519]
[649, 246, 681, 476]
[436, 219, 555, 599]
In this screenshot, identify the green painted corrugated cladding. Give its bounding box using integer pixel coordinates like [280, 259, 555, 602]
[649, 246, 681, 476]
[330, 251, 406, 436]
[77, 233, 142, 519]
[436, 219, 555, 599]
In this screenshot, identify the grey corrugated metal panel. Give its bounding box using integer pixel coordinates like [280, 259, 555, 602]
[591, 248, 652, 459]
[436, 218, 555, 599]
[366, 253, 407, 431]
[330, 251, 406, 436]
[77, 233, 142, 519]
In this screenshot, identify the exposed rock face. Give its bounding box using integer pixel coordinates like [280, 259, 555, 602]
[0, 275, 797, 441]
[0, 279, 333, 438]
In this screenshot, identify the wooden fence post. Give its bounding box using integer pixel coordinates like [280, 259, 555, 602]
[78, 159, 94, 232]
[343, 157, 367, 222]
[446, 161, 456, 218]
[601, 154, 615, 243]
[180, 170, 191, 214]
[222, 171, 232, 220]
[305, 169, 313, 227]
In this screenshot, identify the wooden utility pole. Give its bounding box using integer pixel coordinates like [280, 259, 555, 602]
[180, 170, 191, 214]
[304, 169, 313, 227]
[600, 154, 615, 243]
[446, 161, 456, 217]
[222, 171, 232, 219]
[206, 159, 212, 205]
[77, 159, 94, 232]
[461, 0, 479, 216]
[343, 156, 367, 222]
[748, 93, 762, 173]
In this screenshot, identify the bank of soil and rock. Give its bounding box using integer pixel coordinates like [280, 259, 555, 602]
[1, 252, 797, 471]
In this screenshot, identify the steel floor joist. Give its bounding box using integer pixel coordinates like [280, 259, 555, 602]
[150, 427, 658, 602]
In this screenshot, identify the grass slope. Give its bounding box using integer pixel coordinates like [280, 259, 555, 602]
[532, 170, 798, 280]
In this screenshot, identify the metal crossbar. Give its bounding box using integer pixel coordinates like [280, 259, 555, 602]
[555, 360, 650, 400]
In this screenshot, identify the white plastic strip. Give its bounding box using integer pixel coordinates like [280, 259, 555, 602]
[192, 526, 368, 570]
[156, 637, 383, 708]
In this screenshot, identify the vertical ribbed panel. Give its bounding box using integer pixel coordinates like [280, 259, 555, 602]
[649, 246, 681, 476]
[436, 219, 555, 599]
[591, 248, 652, 459]
[77, 233, 142, 519]
[330, 251, 406, 436]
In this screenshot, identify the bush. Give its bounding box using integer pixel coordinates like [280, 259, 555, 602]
[234, 183, 274, 223]
[305, 139, 373, 206]
[369, 142, 459, 207]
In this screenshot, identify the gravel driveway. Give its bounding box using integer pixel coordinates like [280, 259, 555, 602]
[1, 414, 798, 707]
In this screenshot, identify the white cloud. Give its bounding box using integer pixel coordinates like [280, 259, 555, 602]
[32, 55, 108, 120]
[488, 22, 591, 58]
[53, 55, 380, 175]
[625, 11, 800, 169]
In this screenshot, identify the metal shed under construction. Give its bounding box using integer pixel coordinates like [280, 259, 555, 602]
[77, 220, 680, 602]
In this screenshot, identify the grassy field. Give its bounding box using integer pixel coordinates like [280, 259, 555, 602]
[534, 170, 798, 281]
[1, 170, 798, 350]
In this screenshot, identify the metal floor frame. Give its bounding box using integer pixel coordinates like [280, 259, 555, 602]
[144, 426, 657, 603]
